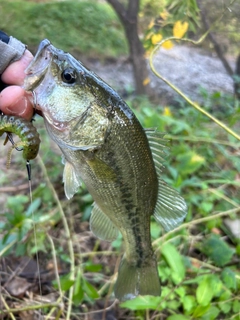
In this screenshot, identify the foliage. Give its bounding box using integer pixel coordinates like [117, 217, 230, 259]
[0, 90, 239, 319]
[0, 0, 127, 58]
[197, 0, 240, 55]
[143, 0, 199, 53]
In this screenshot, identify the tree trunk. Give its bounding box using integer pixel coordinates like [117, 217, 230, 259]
[107, 0, 152, 96]
[235, 54, 240, 99]
[196, 0, 240, 100]
[198, 1, 234, 77]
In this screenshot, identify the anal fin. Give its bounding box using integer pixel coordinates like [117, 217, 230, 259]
[90, 203, 119, 242]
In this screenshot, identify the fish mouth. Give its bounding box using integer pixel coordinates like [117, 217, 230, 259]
[24, 39, 52, 92]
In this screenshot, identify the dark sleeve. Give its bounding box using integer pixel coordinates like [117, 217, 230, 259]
[0, 31, 10, 44]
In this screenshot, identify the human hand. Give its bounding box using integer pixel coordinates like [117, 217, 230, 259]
[0, 49, 34, 121]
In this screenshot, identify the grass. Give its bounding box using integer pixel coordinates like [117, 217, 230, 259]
[0, 0, 127, 58]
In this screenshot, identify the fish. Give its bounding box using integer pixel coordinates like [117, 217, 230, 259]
[24, 39, 187, 301]
[0, 114, 40, 164]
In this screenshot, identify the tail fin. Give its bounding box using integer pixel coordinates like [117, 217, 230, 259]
[114, 256, 161, 301]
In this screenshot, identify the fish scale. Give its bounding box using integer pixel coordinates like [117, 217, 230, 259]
[24, 39, 187, 301]
[69, 111, 157, 262]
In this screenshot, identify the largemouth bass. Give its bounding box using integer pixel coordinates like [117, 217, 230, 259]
[24, 39, 187, 301]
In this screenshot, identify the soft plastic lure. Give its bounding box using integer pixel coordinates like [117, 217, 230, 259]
[0, 114, 40, 167]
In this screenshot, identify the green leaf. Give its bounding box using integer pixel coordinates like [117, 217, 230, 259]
[176, 151, 205, 175]
[84, 263, 102, 272]
[161, 242, 185, 284]
[72, 268, 84, 305]
[218, 301, 232, 314]
[15, 242, 26, 256]
[158, 264, 171, 282]
[221, 268, 237, 290]
[201, 234, 234, 267]
[7, 195, 29, 213]
[182, 295, 196, 313]
[196, 276, 214, 306]
[167, 315, 190, 320]
[200, 306, 220, 320]
[219, 289, 232, 301]
[233, 300, 240, 313]
[175, 286, 186, 298]
[54, 274, 74, 291]
[167, 300, 181, 310]
[120, 295, 162, 310]
[200, 201, 213, 213]
[26, 198, 41, 217]
[192, 304, 210, 318]
[83, 279, 99, 299]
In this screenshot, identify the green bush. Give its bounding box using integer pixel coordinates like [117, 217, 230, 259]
[1, 90, 239, 318]
[0, 0, 127, 57]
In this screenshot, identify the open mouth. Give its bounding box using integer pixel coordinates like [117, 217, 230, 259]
[23, 39, 52, 91]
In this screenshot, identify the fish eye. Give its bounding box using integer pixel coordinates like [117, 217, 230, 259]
[61, 68, 77, 84]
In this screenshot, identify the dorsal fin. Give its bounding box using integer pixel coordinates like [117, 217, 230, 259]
[146, 129, 188, 231]
[90, 203, 119, 241]
[145, 129, 168, 172]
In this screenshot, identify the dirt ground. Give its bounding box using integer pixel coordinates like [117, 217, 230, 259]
[86, 44, 236, 103]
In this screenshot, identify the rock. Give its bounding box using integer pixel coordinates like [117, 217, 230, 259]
[88, 45, 235, 103]
[224, 218, 240, 239]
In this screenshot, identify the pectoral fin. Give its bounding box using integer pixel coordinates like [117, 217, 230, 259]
[90, 203, 119, 241]
[154, 179, 187, 231]
[63, 160, 82, 199]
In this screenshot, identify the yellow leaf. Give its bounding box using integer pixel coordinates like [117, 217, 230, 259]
[173, 21, 189, 38]
[143, 77, 150, 86]
[148, 19, 154, 29]
[163, 107, 172, 117]
[162, 40, 173, 49]
[145, 31, 153, 40]
[151, 33, 162, 45]
[160, 10, 169, 21]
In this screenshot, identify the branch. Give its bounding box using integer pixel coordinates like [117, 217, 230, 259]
[107, 0, 139, 24]
[106, 0, 127, 24]
[197, 0, 234, 76]
[153, 206, 240, 246]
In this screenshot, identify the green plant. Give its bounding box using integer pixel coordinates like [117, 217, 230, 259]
[119, 92, 240, 319]
[0, 0, 127, 58]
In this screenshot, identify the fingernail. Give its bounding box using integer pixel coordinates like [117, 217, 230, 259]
[6, 96, 28, 116]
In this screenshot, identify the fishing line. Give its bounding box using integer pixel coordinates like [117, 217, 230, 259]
[27, 163, 43, 302]
[28, 90, 43, 308]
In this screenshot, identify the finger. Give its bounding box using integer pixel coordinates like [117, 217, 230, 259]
[1, 50, 33, 86]
[0, 86, 33, 120]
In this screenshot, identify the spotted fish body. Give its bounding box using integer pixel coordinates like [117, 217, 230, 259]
[0, 114, 40, 161]
[24, 39, 187, 301]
